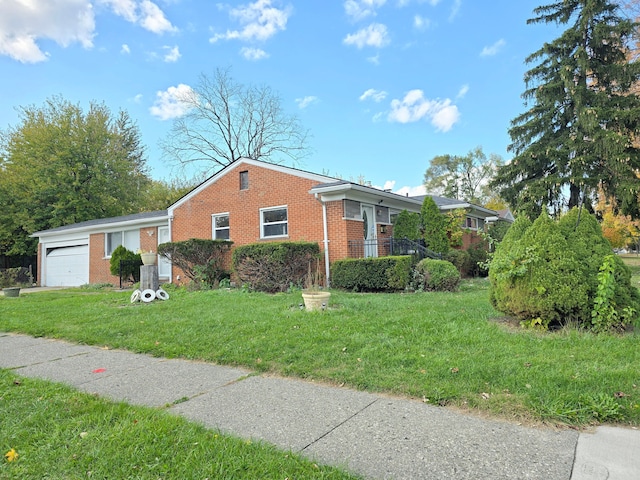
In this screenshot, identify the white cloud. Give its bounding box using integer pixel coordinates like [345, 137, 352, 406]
[359, 88, 387, 102]
[295, 96, 319, 109]
[344, 0, 386, 22]
[388, 89, 460, 132]
[0, 0, 95, 63]
[456, 84, 469, 99]
[162, 45, 180, 62]
[343, 23, 390, 49]
[480, 38, 505, 57]
[413, 15, 431, 30]
[367, 53, 380, 65]
[133, 93, 143, 103]
[139, 0, 176, 33]
[210, 0, 291, 43]
[393, 184, 427, 197]
[100, 0, 137, 22]
[241, 46, 269, 60]
[99, 0, 176, 34]
[121, 43, 131, 54]
[150, 84, 194, 120]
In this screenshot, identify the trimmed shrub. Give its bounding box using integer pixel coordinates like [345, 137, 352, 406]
[489, 209, 640, 331]
[109, 245, 141, 283]
[158, 238, 232, 288]
[412, 258, 460, 292]
[232, 241, 319, 293]
[331, 256, 414, 292]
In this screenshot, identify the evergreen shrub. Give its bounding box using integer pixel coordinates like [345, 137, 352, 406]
[412, 259, 460, 292]
[444, 249, 471, 277]
[158, 238, 232, 288]
[109, 245, 141, 283]
[489, 209, 639, 331]
[331, 256, 413, 292]
[232, 241, 319, 293]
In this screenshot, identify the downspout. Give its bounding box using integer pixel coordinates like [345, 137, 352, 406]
[168, 215, 174, 284]
[315, 193, 331, 287]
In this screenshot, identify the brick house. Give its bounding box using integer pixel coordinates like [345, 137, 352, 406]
[32, 158, 505, 287]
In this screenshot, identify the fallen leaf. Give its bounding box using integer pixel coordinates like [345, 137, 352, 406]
[80, 432, 88, 439]
[450, 367, 459, 374]
[5, 449, 18, 462]
[481, 392, 490, 400]
[13, 380, 21, 386]
[615, 391, 629, 398]
[524, 362, 532, 368]
[92, 368, 106, 374]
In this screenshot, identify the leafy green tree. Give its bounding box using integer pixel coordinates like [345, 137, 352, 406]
[0, 96, 151, 256]
[139, 177, 197, 211]
[424, 147, 503, 205]
[492, 0, 640, 218]
[421, 196, 449, 254]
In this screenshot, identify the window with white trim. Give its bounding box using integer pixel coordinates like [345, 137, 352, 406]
[261, 206, 288, 238]
[212, 213, 230, 240]
[464, 216, 484, 230]
[105, 229, 140, 256]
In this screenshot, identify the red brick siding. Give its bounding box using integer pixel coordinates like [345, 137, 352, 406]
[171, 164, 327, 263]
[88, 229, 162, 285]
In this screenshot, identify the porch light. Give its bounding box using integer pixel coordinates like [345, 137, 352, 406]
[380, 225, 387, 234]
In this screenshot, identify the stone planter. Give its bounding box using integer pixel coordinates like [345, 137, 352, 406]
[301, 291, 331, 312]
[3, 287, 20, 298]
[141, 253, 156, 265]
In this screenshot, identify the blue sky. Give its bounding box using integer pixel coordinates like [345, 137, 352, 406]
[0, 0, 564, 196]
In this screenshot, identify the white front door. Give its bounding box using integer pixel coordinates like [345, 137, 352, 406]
[361, 205, 377, 258]
[157, 227, 171, 279]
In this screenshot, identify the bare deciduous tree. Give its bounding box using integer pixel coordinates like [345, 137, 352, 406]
[160, 68, 311, 177]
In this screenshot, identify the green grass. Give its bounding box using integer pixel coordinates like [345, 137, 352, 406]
[1, 279, 639, 426]
[0, 369, 359, 479]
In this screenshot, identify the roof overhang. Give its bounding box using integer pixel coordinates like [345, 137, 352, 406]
[32, 214, 170, 240]
[310, 182, 424, 211]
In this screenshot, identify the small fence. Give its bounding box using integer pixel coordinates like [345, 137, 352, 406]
[347, 238, 442, 261]
[119, 259, 143, 288]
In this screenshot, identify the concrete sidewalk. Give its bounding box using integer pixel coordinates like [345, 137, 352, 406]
[0, 332, 638, 479]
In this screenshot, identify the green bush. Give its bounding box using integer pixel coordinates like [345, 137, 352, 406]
[488, 209, 640, 331]
[331, 256, 414, 292]
[109, 246, 141, 283]
[421, 197, 449, 254]
[232, 241, 320, 293]
[158, 238, 232, 288]
[444, 250, 471, 277]
[467, 244, 489, 278]
[0, 267, 33, 288]
[412, 259, 460, 292]
[393, 210, 421, 240]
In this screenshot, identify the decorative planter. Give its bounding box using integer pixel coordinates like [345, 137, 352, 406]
[141, 253, 157, 265]
[3, 287, 20, 298]
[301, 291, 331, 312]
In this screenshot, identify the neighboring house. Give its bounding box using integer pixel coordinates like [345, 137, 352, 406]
[32, 158, 506, 287]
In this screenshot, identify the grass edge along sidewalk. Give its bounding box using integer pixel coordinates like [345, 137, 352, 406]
[0, 369, 360, 479]
[0, 278, 639, 427]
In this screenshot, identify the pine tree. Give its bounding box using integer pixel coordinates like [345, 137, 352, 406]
[492, 0, 640, 218]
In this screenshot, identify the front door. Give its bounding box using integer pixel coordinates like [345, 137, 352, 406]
[157, 227, 171, 279]
[361, 205, 377, 258]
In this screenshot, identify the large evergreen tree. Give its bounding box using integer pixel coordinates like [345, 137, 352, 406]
[492, 0, 640, 218]
[0, 96, 151, 256]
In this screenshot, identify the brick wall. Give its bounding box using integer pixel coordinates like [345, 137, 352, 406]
[171, 163, 327, 260]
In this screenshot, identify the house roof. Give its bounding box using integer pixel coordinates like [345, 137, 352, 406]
[410, 195, 498, 216]
[32, 210, 169, 238]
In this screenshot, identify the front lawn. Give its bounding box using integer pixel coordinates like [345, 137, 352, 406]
[1, 279, 638, 426]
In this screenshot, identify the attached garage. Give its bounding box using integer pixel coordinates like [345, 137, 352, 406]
[44, 244, 89, 287]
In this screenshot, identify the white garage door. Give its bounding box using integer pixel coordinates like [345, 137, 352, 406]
[45, 245, 89, 287]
